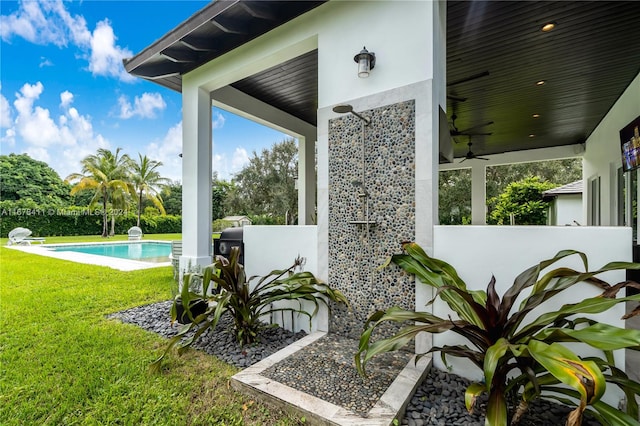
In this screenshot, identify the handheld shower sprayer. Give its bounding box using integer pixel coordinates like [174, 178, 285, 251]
[351, 180, 369, 197]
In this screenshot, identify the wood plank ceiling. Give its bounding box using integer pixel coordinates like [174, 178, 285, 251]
[125, 1, 640, 159]
[446, 1, 640, 158]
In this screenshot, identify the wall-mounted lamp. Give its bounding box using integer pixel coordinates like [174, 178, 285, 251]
[354, 46, 375, 78]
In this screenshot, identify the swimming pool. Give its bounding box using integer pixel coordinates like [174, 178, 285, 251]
[50, 242, 171, 263]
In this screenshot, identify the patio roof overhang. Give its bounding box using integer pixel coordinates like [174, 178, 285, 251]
[124, 0, 640, 159]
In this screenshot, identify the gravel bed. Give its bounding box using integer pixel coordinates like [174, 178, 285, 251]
[109, 301, 603, 424]
[107, 300, 306, 368]
[262, 333, 413, 416]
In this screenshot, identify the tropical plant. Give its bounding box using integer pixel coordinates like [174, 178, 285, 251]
[129, 154, 170, 227]
[151, 247, 348, 371]
[489, 176, 557, 225]
[355, 242, 640, 426]
[65, 148, 133, 237]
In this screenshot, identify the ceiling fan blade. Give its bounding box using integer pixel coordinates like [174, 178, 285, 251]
[447, 71, 490, 87]
[463, 132, 493, 136]
[459, 157, 467, 163]
[458, 121, 494, 133]
[477, 157, 490, 161]
[447, 94, 467, 102]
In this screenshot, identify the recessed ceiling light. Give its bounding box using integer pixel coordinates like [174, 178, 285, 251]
[536, 80, 546, 86]
[529, 134, 536, 138]
[533, 114, 540, 118]
[541, 22, 556, 32]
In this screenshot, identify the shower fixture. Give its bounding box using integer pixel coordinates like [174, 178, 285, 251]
[351, 180, 369, 197]
[332, 104, 370, 125]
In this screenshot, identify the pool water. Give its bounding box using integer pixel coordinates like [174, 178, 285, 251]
[50, 242, 171, 263]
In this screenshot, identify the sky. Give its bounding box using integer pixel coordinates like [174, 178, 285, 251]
[0, 0, 290, 182]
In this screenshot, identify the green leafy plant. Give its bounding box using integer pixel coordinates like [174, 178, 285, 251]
[152, 247, 348, 371]
[356, 242, 640, 426]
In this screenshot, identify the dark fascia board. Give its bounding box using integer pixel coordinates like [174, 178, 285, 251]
[122, 0, 240, 74]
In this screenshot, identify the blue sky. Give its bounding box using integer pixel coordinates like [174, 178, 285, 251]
[0, 0, 289, 182]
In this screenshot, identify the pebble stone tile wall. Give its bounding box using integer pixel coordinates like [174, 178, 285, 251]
[328, 100, 416, 339]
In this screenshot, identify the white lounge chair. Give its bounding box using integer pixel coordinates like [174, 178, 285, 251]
[7, 227, 46, 245]
[128, 226, 143, 241]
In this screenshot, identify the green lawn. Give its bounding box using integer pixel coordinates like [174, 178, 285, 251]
[0, 236, 298, 425]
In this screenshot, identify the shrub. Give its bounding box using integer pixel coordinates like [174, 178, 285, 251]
[151, 247, 348, 371]
[356, 242, 640, 425]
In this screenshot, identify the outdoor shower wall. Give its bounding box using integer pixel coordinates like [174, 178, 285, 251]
[328, 100, 416, 339]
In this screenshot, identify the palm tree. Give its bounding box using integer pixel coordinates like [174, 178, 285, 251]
[130, 154, 170, 227]
[66, 148, 133, 237]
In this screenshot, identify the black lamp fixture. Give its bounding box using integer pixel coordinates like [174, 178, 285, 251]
[354, 46, 375, 78]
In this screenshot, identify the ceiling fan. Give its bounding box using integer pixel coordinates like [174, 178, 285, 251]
[447, 70, 490, 102]
[450, 114, 494, 139]
[460, 141, 490, 163]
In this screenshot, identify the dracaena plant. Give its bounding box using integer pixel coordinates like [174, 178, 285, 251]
[152, 247, 348, 371]
[355, 242, 640, 426]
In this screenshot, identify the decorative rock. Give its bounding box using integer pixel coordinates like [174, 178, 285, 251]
[109, 301, 604, 425]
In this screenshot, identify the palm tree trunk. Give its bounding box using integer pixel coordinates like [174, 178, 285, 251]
[102, 196, 108, 238]
[110, 212, 115, 236]
[137, 190, 143, 227]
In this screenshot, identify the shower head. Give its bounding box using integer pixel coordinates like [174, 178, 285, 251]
[333, 104, 354, 114]
[332, 104, 370, 125]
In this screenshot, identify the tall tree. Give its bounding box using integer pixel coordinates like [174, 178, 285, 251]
[439, 169, 472, 225]
[228, 138, 298, 224]
[129, 154, 170, 227]
[212, 173, 233, 221]
[162, 182, 182, 216]
[489, 176, 557, 225]
[0, 153, 70, 204]
[66, 148, 133, 237]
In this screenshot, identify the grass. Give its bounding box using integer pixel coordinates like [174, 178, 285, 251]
[0, 235, 299, 425]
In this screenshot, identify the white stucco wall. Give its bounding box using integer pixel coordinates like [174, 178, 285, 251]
[550, 194, 583, 226]
[243, 225, 321, 333]
[583, 72, 640, 225]
[431, 225, 631, 405]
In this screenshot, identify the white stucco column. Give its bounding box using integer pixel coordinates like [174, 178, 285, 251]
[471, 163, 487, 225]
[180, 85, 213, 275]
[298, 131, 316, 225]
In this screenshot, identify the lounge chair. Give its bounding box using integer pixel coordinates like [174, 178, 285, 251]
[7, 227, 46, 245]
[128, 226, 143, 241]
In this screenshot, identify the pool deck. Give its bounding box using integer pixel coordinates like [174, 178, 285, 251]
[6, 240, 172, 271]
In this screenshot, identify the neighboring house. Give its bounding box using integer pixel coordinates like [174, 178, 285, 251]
[222, 215, 252, 227]
[542, 180, 584, 226]
[124, 0, 640, 408]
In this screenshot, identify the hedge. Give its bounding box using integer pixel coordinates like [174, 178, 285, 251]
[0, 200, 181, 237]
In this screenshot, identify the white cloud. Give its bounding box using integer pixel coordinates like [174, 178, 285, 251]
[213, 146, 250, 180]
[0, 92, 12, 129]
[146, 122, 183, 182]
[39, 57, 53, 67]
[14, 82, 60, 147]
[88, 20, 133, 82]
[213, 110, 226, 129]
[1, 1, 133, 82]
[231, 147, 249, 171]
[118, 92, 166, 119]
[1, 128, 16, 147]
[60, 90, 73, 108]
[8, 81, 110, 179]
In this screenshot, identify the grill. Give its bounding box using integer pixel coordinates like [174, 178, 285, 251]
[214, 227, 244, 265]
